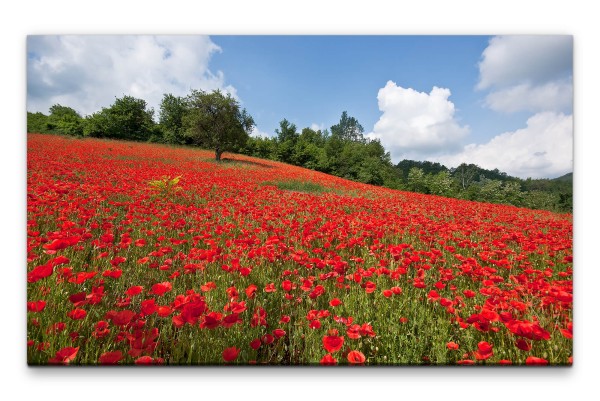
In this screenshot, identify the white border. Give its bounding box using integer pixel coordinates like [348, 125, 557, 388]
[5, 1, 596, 400]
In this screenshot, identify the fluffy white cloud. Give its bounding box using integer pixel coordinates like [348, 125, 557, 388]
[477, 36, 573, 114]
[27, 35, 235, 117]
[251, 126, 272, 138]
[433, 112, 572, 179]
[366, 81, 469, 161]
[477, 35, 572, 90]
[310, 123, 325, 132]
[484, 80, 573, 113]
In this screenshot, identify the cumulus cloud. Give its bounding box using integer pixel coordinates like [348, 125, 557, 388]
[477, 35, 573, 114]
[27, 35, 235, 116]
[366, 81, 469, 161]
[251, 126, 272, 138]
[433, 112, 572, 179]
[484, 80, 573, 113]
[310, 123, 325, 132]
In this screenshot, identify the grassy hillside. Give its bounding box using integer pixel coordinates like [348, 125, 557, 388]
[26, 133, 573, 365]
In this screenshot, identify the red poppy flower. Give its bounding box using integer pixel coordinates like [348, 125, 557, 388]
[67, 308, 87, 320]
[157, 306, 172, 317]
[48, 346, 79, 365]
[446, 341, 459, 350]
[498, 359, 513, 365]
[323, 330, 344, 353]
[456, 359, 475, 365]
[222, 313, 242, 328]
[320, 354, 337, 365]
[250, 338, 261, 350]
[273, 328, 286, 339]
[364, 281, 376, 294]
[516, 339, 532, 351]
[134, 356, 163, 365]
[125, 286, 144, 296]
[309, 319, 321, 329]
[245, 284, 258, 299]
[27, 300, 46, 312]
[200, 312, 223, 329]
[525, 356, 548, 365]
[27, 262, 54, 283]
[99, 351, 123, 365]
[391, 286, 402, 295]
[200, 281, 216, 292]
[149, 282, 172, 296]
[329, 298, 342, 307]
[474, 341, 493, 360]
[222, 347, 240, 362]
[382, 290, 393, 298]
[264, 283, 276, 293]
[347, 350, 366, 365]
[106, 309, 136, 326]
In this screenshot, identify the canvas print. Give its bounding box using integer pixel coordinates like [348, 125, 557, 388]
[26, 35, 573, 366]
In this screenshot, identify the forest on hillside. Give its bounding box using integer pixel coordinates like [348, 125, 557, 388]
[27, 90, 572, 213]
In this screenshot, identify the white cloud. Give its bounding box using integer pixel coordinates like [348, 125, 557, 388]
[250, 126, 272, 138]
[366, 81, 469, 161]
[484, 80, 573, 113]
[433, 112, 572, 179]
[477, 35, 572, 90]
[477, 36, 573, 114]
[27, 35, 235, 117]
[310, 123, 325, 132]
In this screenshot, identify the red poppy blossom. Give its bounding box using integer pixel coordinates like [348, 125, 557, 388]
[149, 282, 172, 296]
[27, 300, 46, 312]
[67, 308, 87, 320]
[525, 356, 549, 365]
[125, 286, 144, 296]
[516, 339, 532, 351]
[250, 338, 261, 350]
[446, 341, 459, 350]
[99, 351, 123, 365]
[320, 354, 337, 365]
[323, 330, 345, 353]
[329, 298, 342, 307]
[222, 347, 240, 362]
[48, 346, 79, 365]
[347, 350, 366, 365]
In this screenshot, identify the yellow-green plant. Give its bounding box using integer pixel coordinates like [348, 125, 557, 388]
[148, 175, 182, 198]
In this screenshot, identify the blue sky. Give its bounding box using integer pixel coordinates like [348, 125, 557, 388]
[27, 35, 573, 178]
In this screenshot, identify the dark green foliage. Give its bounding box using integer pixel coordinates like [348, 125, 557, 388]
[27, 112, 50, 133]
[84, 96, 156, 141]
[182, 89, 255, 161]
[47, 104, 84, 136]
[158, 94, 189, 145]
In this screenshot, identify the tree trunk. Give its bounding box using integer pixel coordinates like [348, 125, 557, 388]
[215, 148, 222, 162]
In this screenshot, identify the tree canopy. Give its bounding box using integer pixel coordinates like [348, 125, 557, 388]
[182, 89, 254, 161]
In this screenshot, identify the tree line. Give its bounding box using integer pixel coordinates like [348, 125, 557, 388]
[27, 90, 572, 213]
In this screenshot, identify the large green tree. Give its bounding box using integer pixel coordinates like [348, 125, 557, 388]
[84, 95, 156, 141]
[183, 89, 255, 161]
[158, 93, 188, 144]
[330, 111, 364, 142]
[47, 104, 84, 136]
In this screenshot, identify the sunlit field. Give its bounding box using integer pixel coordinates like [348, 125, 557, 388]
[27, 133, 572, 365]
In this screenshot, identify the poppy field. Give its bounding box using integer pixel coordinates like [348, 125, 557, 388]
[26, 133, 573, 365]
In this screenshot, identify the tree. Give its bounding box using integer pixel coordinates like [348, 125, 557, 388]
[452, 163, 478, 190]
[27, 112, 49, 133]
[331, 111, 364, 142]
[158, 94, 188, 144]
[47, 104, 84, 136]
[183, 89, 254, 161]
[274, 119, 298, 163]
[84, 95, 156, 141]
